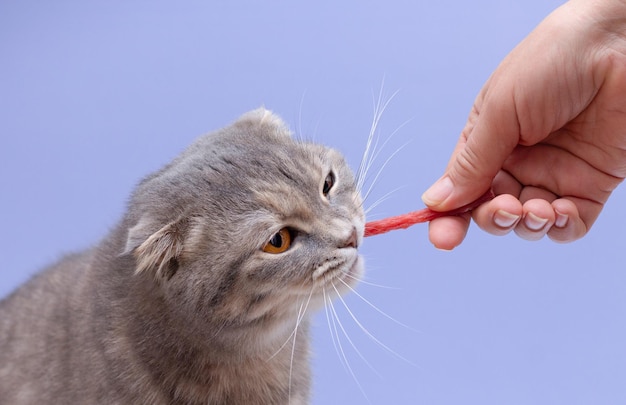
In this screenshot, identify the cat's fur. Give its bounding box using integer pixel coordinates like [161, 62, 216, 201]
[0, 109, 365, 404]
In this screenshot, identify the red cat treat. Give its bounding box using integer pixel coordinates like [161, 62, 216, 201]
[364, 189, 495, 237]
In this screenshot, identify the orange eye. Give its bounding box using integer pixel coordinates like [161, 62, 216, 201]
[262, 228, 292, 254]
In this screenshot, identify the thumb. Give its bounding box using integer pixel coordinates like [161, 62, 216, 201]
[422, 87, 520, 211]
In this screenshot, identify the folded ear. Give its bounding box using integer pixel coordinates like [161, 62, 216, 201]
[237, 107, 291, 137]
[124, 216, 188, 281]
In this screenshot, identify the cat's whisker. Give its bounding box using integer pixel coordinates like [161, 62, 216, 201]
[296, 90, 307, 143]
[356, 119, 382, 195]
[363, 186, 404, 216]
[267, 288, 314, 362]
[322, 288, 349, 374]
[337, 278, 420, 334]
[331, 284, 416, 367]
[359, 118, 412, 202]
[362, 119, 410, 191]
[288, 289, 315, 404]
[324, 289, 372, 403]
[356, 85, 397, 194]
[355, 115, 377, 193]
[361, 141, 409, 206]
[356, 86, 414, 218]
[367, 117, 412, 170]
[327, 285, 382, 380]
[342, 272, 401, 290]
[309, 114, 323, 144]
[356, 84, 400, 190]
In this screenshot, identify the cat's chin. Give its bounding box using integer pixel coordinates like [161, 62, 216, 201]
[314, 254, 363, 299]
[339, 254, 364, 289]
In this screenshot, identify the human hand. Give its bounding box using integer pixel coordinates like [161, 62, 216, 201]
[422, 0, 626, 250]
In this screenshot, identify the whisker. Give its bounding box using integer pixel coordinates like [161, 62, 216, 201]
[337, 278, 420, 333]
[325, 290, 371, 402]
[331, 284, 416, 367]
[267, 289, 314, 362]
[310, 114, 323, 143]
[356, 85, 413, 217]
[296, 90, 307, 143]
[361, 141, 409, 206]
[356, 82, 399, 195]
[327, 285, 382, 379]
[359, 118, 412, 203]
[322, 288, 347, 373]
[356, 111, 377, 192]
[363, 186, 405, 216]
[356, 115, 382, 194]
[342, 272, 400, 290]
[288, 289, 314, 404]
[325, 292, 351, 373]
[367, 117, 412, 171]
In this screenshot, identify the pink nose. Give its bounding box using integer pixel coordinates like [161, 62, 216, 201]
[340, 227, 358, 249]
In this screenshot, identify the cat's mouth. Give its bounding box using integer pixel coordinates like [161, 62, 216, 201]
[311, 251, 362, 290]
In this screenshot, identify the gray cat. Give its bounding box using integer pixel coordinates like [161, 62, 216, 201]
[0, 108, 365, 405]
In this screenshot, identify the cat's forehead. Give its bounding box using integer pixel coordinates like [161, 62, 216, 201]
[205, 110, 353, 212]
[195, 109, 344, 183]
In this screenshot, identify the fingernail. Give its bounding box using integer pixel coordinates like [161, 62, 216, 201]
[494, 210, 520, 228]
[422, 177, 453, 206]
[555, 210, 568, 228]
[524, 212, 549, 231]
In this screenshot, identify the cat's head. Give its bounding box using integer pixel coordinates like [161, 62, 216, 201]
[123, 108, 364, 330]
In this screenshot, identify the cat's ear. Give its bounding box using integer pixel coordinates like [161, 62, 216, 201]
[239, 107, 291, 137]
[123, 216, 188, 281]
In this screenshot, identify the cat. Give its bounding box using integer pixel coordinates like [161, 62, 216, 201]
[0, 108, 365, 405]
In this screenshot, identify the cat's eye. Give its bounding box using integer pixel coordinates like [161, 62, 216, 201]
[262, 228, 292, 254]
[322, 171, 335, 197]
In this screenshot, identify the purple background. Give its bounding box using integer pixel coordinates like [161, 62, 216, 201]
[2, 1, 625, 404]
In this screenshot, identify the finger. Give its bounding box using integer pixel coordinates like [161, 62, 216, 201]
[471, 194, 523, 235]
[491, 169, 522, 197]
[546, 198, 591, 243]
[514, 198, 556, 241]
[427, 214, 471, 250]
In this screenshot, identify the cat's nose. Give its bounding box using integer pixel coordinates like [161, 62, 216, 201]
[339, 227, 358, 249]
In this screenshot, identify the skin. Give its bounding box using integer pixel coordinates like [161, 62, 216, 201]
[422, 0, 626, 250]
